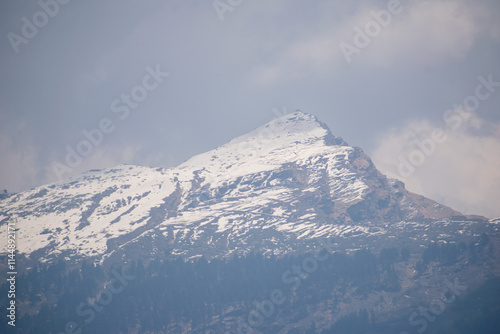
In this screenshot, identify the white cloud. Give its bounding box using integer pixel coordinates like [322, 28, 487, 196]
[250, 0, 499, 86]
[372, 113, 500, 218]
[365, 0, 480, 67]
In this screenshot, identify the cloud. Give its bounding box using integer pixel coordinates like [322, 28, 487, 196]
[0, 116, 143, 192]
[250, 0, 499, 86]
[372, 113, 500, 218]
[364, 0, 488, 67]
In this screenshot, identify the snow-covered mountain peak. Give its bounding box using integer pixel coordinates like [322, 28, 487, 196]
[251, 110, 326, 141]
[179, 111, 347, 182]
[0, 110, 476, 265]
[226, 110, 345, 149]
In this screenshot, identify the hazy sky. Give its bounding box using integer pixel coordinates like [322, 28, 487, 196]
[1, 0, 499, 217]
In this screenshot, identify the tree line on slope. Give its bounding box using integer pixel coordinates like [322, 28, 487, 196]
[0, 236, 493, 334]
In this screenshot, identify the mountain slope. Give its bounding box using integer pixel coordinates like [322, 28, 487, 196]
[0, 111, 491, 265]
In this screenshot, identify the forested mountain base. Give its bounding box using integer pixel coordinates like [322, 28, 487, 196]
[1, 236, 497, 334]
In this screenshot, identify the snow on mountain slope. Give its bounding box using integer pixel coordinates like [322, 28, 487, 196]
[180, 112, 342, 178]
[0, 165, 178, 260]
[0, 111, 493, 265]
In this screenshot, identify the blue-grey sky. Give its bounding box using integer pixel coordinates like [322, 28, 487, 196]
[1, 0, 499, 217]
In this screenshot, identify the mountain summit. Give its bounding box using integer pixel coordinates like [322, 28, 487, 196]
[179, 111, 347, 181]
[0, 111, 483, 265]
